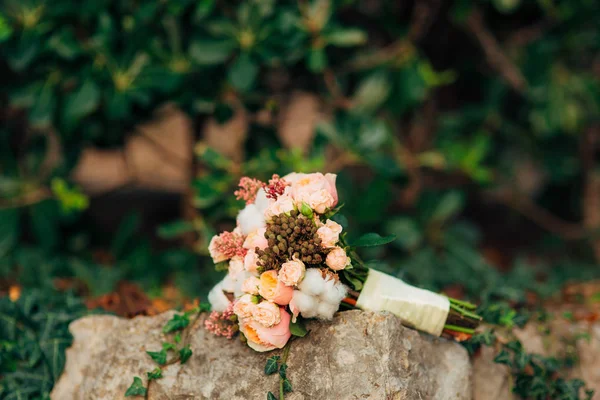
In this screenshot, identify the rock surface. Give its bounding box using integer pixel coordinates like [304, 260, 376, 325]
[51, 310, 471, 400]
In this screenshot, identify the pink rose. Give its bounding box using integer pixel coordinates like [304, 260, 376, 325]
[239, 308, 291, 352]
[264, 192, 296, 219]
[228, 256, 245, 277]
[291, 173, 338, 214]
[208, 235, 228, 263]
[278, 257, 306, 286]
[317, 219, 343, 248]
[325, 247, 351, 271]
[243, 228, 268, 250]
[258, 270, 294, 305]
[251, 301, 281, 327]
[241, 276, 261, 295]
[244, 249, 260, 274]
[233, 294, 257, 320]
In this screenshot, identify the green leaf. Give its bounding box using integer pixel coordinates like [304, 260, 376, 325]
[146, 349, 167, 365]
[278, 363, 288, 378]
[110, 213, 140, 258]
[157, 221, 195, 239]
[179, 346, 192, 364]
[431, 191, 464, 222]
[267, 392, 277, 400]
[308, 47, 327, 72]
[352, 72, 391, 114]
[493, 349, 512, 366]
[228, 53, 258, 92]
[351, 233, 396, 247]
[29, 84, 55, 128]
[0, 209, 19, 258]
[283, 378, 293, 393]
[125, 376, 147, 397]
[385, 217, 422, 250]
[147, 367, 162, 381]
[163, 313, 190, 333]
[289, 318, 308, 337]
[62, 80, 100, 130]
[325, 28, 367, 47]
[29, 200, 59, 251]
[162, 342, 177, 351]
[264, 355, 280, 375]
[189, 39, 236, 65]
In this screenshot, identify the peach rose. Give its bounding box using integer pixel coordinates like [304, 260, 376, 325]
[278, 257, 306, 286]
[258, 270, 294, 305]
[241, 276, 261, 295]
[243, 228, 268, 250]
[291, 173, 338, 214]
[228, 256, 245, 277]
[233, 294, 257, 320]
[251, 301, 282, 327]
[244, 249, 260, 274]
[264, 192, 296, 219]
[325, 247, 351, 271]
[208, 235, 228, 263]
[316, 219, 343, 248]
[239, 308, 291, 352]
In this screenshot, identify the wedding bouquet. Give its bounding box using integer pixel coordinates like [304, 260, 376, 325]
[205, 172, 481, 352]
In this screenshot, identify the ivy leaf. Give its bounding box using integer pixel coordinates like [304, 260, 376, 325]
[289, 318, 308, 338]
[174, 333, 182, 344]
[125, 377, 147, 397]
[146, 349, 167, 365]
[279, 363, 288, 379]
[179, 346, 192, 364]
[228, 53, 258, 92]
[163, 314, 190, 333]
[162, 342, 177, 351]
[283, 378, 293, 393]
[493, 349, 512, 366]
[267, 392, 277, 400]
[147, 367, 162, 381]
[351, 233, 396, 247]
[264, 356, 280, 375]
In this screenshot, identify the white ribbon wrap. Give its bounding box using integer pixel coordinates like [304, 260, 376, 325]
[356, 269, 450, 336]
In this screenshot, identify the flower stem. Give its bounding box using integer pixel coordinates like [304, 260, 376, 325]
[448, 297, 478, 310]
[443, 324, 475, 334]
[449, 303, 482, 321]
[279, 341, 292, 400]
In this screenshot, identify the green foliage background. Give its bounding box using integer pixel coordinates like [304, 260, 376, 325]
[0, 0, 599, 399]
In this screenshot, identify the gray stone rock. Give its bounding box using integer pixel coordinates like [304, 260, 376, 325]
[51, 310, 471, 400]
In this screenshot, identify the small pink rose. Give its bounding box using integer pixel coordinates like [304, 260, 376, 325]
[244, 249, 260, 274]
[241, 276, 260, 295]
[251, 301, 281, 327]
[258, 270, 294, 305]
[233, 294, 257, 320]
[264, 192, 295, 219]
[243, 228, 268, 250]
[278, 257, 306, 286]
[316, 219, 343, 248]
[240, 308, 291, 352]
[291, 173, 338, 214]
[325, 247, 351, 271]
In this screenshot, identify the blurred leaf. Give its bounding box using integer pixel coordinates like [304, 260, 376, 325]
[352, 72, 391, 114]
[431, 191, 464, 222]
[386, 217, 422, 250]
[29, 200, 59, 251]
[308, 47, 327, 72]
[351, 233, 396, 247]
[324, 28, 367, 47]
[228, 53, 258, 91]
[189, 39, 236, 65]
[62, 80, 100, 130]
[111, 213, 140, 258]
[0, 209, 19, 258]
[157, 221, 195, 239]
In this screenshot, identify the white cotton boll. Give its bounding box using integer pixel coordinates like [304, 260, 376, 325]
[232, 270, 253, 298]
[221, 274, 235, 292]
[316, 301, 339, 320]
[208, 281, 231, 312]
[292, 290, 316, 314]
[298, 269, 325, 296]
[322, 281, 348, 305]
[254, 189, 270, 214]
[237, 204, 265, 235]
